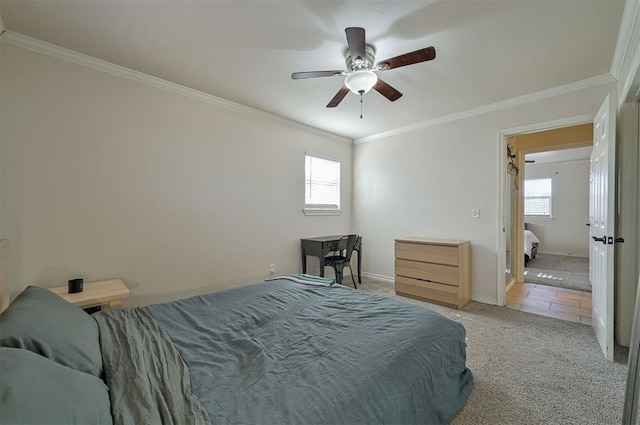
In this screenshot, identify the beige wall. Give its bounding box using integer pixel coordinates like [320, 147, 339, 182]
[524, 160, 590, 257]
[353, 82, 615, 304]
[1, 44, 352, 306]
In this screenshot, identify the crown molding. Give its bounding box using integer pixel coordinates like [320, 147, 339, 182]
[0, 31, 352, 145]
[1, 30, 618, 147]
[610, 0, 640, 80]
[620, 28, 640, 103]
[354, 74, 615, 144]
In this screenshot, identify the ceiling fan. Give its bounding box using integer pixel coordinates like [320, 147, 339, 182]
[291, 27, 436, 109]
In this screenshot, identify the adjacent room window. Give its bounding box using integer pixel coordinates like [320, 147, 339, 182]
[304, 154, 341, 215]
[524, 178, 553, 218]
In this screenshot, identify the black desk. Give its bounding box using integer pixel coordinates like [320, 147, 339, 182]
[300, 235, 362, 283]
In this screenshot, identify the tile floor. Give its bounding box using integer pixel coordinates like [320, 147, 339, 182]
[506, 282, 592, 325]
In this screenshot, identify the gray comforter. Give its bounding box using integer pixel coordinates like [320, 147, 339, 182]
[98, 279, 473, 424]
[94, 308, 210, 425]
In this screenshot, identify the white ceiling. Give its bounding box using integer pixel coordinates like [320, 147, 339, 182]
[0, 0, 626, 140]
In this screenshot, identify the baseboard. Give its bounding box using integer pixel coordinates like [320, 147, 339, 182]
[471, 295, 499, 305]
[538, 251, 589, 258]
[360, 272, 395, 284]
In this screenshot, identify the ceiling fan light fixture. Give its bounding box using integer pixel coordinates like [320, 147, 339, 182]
[345, 70, 378, 95]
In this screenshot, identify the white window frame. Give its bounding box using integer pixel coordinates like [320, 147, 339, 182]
[524, 178, 553, 220]
[303, 154, 342, 216]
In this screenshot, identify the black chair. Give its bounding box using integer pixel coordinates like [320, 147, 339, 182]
[324, 234, 358, 288]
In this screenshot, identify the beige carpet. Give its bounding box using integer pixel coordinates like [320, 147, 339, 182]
[525, 253, 591, 292]
[356, 276, 628, 425]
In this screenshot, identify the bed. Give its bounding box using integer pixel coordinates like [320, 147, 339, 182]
[0, 278, 474, 424]
[524, 229, 540, 266]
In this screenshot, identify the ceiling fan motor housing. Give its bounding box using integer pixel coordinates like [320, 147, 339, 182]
[345, 45, 376, 71]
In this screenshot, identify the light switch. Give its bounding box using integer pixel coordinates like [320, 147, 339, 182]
[472, 208, 480, 219]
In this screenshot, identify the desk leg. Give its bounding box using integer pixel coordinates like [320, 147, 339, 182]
[319, 254, 325, 277]
[357, 248, 362, 283]
[301, 247, 307, 274]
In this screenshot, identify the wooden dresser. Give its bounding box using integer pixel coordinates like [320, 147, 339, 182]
[395, 238, 470, 309]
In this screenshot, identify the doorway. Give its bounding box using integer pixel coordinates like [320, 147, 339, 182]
[508, 145, 593, 324]
[498, 121, 594, 323]
[522, 147, 592, 292]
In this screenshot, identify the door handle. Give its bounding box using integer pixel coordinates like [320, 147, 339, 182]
[592, 236, 607, 244]
[615, 237, 625, 243]
[586, 223, 590, 226]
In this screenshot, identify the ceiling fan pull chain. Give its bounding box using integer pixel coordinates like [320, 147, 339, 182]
[360, 93, 363, 119]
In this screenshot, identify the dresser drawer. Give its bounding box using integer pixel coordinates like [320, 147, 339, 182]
[395, 276, 460, 307]
[394, 238, 470, 309]
[395, 259, 459, 286]
[395, 242, 459, 266]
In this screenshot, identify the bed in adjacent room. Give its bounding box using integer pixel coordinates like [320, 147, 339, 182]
[524, 229, 540, 266]
[0, 278, 474, 424]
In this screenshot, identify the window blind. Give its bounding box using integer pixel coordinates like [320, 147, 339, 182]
[524, 178, 552, 216]
[305, 155, 340, 209]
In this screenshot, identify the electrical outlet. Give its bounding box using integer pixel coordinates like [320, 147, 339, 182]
[269, 264, 276, 275]
[472, 208, 480, 219]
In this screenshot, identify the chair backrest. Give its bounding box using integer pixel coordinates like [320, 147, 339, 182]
[328, 234, 358, 261]
[343, 234, 358, 262]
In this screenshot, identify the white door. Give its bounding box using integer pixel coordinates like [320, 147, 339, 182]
[590, 94, 616, 361]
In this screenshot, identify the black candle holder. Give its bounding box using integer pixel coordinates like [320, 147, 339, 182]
[68, 278, 84, 294]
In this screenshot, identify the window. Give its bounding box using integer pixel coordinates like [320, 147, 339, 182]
[304, 155, 341, 215]
[524, 178, 552, 218]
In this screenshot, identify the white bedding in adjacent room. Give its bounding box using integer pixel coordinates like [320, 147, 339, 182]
[524, 230, 540, 258]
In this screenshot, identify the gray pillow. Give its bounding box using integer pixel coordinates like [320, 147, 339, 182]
[0, 347, 113, 425]
[0, 285, 103, 377]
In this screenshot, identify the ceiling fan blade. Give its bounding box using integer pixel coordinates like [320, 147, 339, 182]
[292, 70, 345, 80]
[345, 27, 366, 61]
[327, 86, 350, 108]
[376, 46, 436, 70]
[373, 79, 403, 102]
